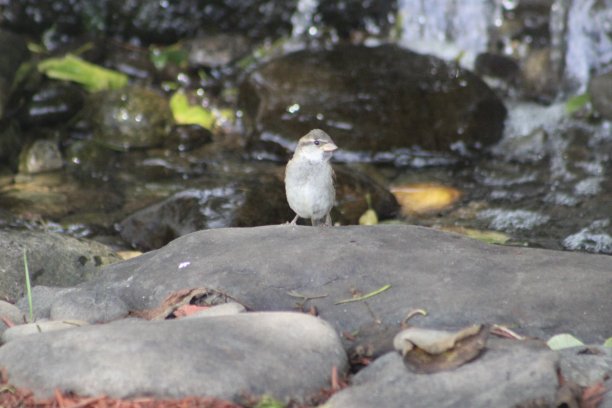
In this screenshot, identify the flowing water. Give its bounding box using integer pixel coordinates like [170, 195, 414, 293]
[390, 0, 612, 253]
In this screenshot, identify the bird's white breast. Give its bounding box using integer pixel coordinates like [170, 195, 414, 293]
[285, 158, 335, 219]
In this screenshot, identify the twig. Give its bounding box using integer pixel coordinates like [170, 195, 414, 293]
[335, 284, 391, 305]
[286, 290, 328, 300]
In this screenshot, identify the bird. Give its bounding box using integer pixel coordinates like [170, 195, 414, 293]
[285, 129, 338, 226]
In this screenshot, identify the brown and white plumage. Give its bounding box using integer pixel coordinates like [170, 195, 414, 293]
[285, 129, 337, 226]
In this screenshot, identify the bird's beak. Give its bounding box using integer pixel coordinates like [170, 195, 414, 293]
[322, 143, 338, 152]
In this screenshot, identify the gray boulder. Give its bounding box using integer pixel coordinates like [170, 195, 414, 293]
[0, 229, 120, 302]
[36, 224, 612, 343]
[0, 312, 347, 401]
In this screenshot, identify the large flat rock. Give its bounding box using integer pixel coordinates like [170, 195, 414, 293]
[65, 225, 611, 342]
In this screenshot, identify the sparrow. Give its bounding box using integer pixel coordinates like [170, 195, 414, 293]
[285, 129, 338, 226]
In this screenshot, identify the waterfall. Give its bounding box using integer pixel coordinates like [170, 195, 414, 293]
[398, 0, 503, 68]
[291, 0, 320, 38]
[398, 0, 612, 93]
[562, 0, 612, 92]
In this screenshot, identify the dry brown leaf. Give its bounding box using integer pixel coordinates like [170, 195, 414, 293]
[131, 288, 244, 320]
[394, 325, 489, 374]
[581, 382, 607, 408]
[393, 324, 483, 355]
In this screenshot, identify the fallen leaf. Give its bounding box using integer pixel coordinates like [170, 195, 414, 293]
[359, 208, 379, 225]
[132, 288, 245, 320]
[391, 183, 461, 215]
[490, 324, 526, 340]
[547, 333, 585, 350]
[438, 226, 511, 245]
[581, 382, 607, 408]
[173, 304, 211, 317]
[394, 325, 488, 373]
[170, 90, 215, 130]
[38, 54, 128, 92]
[565, 92, 590, 115]
[359, 193, 379, 225]
[116, 250, 143, 260]
[394, 324, 482, 355]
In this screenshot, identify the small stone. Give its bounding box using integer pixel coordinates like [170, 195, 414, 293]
[0, 300, 24, 330]
[50, 289, 129, 323]
[589, 71, 612, 120]
[18, 140, 63, 174]
[184, 302, 246, 319]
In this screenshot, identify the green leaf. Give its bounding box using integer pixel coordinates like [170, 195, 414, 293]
[23, 249, 33, 323]
[255, 395, 285, 408]
[461, 228, 510, 245]
[149, 44, 189, 70]
[547, 333, 585, 350]
[38, 54, 128, 92]
[603, 337, 612, 348]
[565, 93, 590, 115]
[170, 91, 215, 130]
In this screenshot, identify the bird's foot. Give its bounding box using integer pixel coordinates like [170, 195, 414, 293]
[288, 214, 299, 225]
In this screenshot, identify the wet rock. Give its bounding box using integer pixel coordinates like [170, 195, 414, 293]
[1, 320, 88, 344]
[165, 124, 213, 152]
[0, 0, 106, 41]
[1, 172, 125, 219]
[0, 229, 120, 302]
[327, 339, 559, 408]
[474, 52, 520, 84]
[0, 312, 348, 400]
[105, 44, 157, 80]
[64, 139, 121, 178]
[562, 219, 612, 255]
[521, 48, 559, 102]
[0, 29, 29, 119]
[50, 288, 129, 323]
[589, 71, 612, 120]
[108, 0, 296, 45]
[119, 186, 244, 251]
[89, 85, 174, 150]
[240, 45, 506, 164]
[334, 166, 399, 225]
[316, 1, 397, 39]
[19, 81, 85, 128]
[119, 167, 398, 250]
[186, 34, 252, 68]
[0, 119, 23, 171]
[18, 139, 64, 174]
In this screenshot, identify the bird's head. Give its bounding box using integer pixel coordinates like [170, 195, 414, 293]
[294, 129, 338, 162]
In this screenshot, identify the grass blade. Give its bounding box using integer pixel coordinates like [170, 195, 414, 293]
[23, 249, 33, 322]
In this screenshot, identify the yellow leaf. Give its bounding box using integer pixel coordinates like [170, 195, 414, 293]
[359, 208, 378, 225]
[391, 183, 461, 215]
[438, 226, 511, 245]
[170, 91, 215, 130]
[38, 54, 128, 92]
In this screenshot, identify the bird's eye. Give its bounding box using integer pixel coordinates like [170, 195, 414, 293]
[314, 140, 320, 145]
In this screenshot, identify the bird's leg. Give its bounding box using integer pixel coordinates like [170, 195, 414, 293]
[290, 214, 299, 225]
[324, 213, 332, 226]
